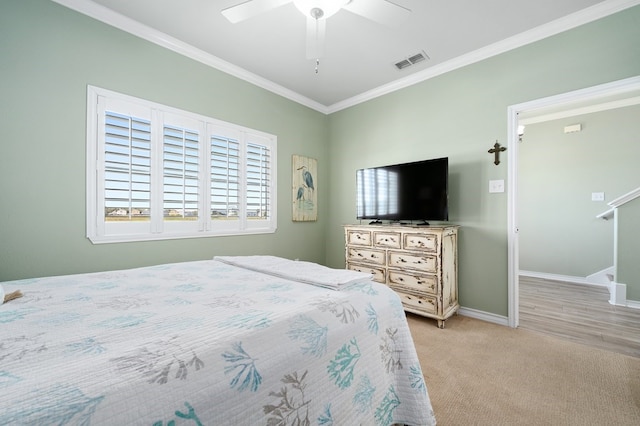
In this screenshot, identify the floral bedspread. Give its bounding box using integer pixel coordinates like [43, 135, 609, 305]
[0, 258, 435, 425]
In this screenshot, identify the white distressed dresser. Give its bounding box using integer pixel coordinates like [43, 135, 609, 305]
[344, 224, 459, 328]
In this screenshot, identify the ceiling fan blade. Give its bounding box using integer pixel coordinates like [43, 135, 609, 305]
[221, 0, 292, 23]
[343, 0, 410, 27]
[306, 17, 326, 59]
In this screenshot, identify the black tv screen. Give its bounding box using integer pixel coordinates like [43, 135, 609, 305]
[356, 157, 448, 223]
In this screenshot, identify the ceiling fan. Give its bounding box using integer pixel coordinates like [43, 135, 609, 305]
[221, 0, 411, 60]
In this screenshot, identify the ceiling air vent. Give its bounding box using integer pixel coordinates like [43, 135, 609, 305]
[394, 50, 429, 70]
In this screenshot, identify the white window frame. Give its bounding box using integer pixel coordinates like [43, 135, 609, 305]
[86, 86, 277, 244]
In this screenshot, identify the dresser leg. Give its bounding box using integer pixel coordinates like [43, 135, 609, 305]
[437, 319, 444, 329]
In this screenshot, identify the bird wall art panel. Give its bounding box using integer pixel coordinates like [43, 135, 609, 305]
[292, 155, 317, 221]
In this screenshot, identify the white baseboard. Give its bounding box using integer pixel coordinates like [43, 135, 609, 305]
[458, 275, 640, 326]
[519, 270, 608, 287]
[608, 281, 640, 309]
[458, 307, 509, 327]
[628, 300, 640, 309]
[519, 270, 640, 310]
[609, 281, 627, 306]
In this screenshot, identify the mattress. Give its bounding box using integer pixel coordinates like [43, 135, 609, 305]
[0, 257, 435, 425]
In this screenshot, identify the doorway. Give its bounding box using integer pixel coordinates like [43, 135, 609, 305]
[506, 76, 640, 328]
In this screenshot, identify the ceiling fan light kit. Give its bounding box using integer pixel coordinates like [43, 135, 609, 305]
[293, 0, 349, 20]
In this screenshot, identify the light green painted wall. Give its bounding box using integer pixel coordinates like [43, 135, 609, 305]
[0, 0, 328, 281]
[519, 105, 640, 278]
[326, 6, 640, 316]
[617, 200, 640, 301]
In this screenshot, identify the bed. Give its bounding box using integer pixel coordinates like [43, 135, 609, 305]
[0, 256, 436, 425]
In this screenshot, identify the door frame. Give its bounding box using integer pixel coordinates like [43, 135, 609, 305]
[506, 76, 640, 328]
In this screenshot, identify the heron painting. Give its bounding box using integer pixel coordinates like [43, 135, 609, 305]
[292, 155, 317, 221]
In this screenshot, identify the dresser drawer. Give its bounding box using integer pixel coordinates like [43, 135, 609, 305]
[395, 290, 438, 315]
[347, 230, 372, 246]
[388, 251, 437, 273]
[347, 263, 386, 283]
[373, 231, 401, 248]
[388, 271, 438, 295]
[347, 247, 386, 266]
[404, 233, 438, 252]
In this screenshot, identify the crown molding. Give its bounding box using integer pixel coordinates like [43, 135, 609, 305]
[327, 0, 640, 113]
[51, 0, 329, 114]
[52, 0, 640, 115]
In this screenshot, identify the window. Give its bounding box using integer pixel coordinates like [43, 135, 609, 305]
[87, 86, 277, 243]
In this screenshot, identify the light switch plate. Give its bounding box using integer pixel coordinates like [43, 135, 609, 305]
[489, 179, 505, 193]
[592, 192, 605, 201]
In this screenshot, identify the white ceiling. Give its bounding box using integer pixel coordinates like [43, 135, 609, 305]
[53, 0, 639, 113]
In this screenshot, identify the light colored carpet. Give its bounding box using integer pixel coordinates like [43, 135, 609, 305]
[407, 314, 640, 425]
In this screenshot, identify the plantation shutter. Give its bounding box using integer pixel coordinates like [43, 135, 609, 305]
[103, 111, 152, 221]
[246, 141, 271, 220]
[163, 125, 200, 220]
[210, 134, 240, 221]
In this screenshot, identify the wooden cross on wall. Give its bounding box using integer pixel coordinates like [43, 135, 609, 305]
[488, 141, 506, 165]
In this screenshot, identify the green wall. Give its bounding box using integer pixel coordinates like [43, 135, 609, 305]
[2, 1, 640, 316]
[617, 200, 640, 301]
[326, 6, 640, 316]
[519, 105, 640, 278]
[0, 0, 328, 281]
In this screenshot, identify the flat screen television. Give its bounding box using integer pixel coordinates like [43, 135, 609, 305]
[356, 157, 448, 224]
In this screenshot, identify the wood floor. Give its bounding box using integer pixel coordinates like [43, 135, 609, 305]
[518, 276, 640, 358]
